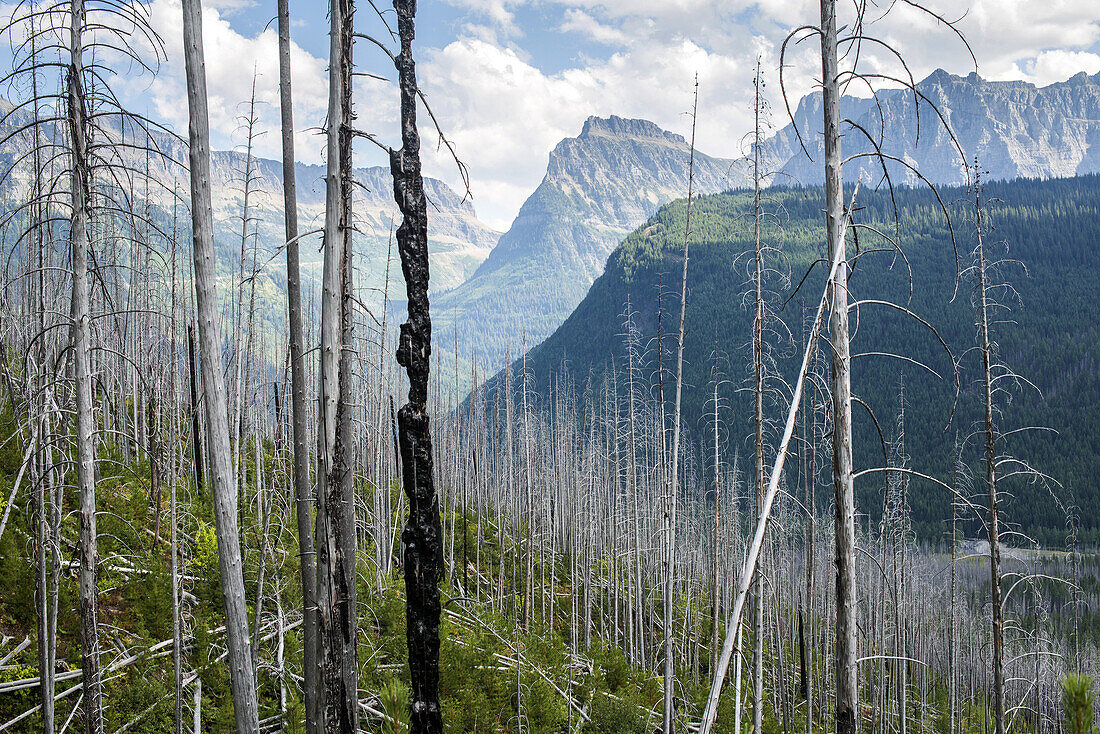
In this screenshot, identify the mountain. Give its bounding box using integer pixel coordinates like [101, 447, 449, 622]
[771, 69, 1100, 186]
[0, 101, 499, 305]
[496, 176, 1100, 547]
[430, 115, 747, 370]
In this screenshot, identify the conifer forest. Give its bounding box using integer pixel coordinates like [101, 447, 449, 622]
[0, 1, 1097, 734]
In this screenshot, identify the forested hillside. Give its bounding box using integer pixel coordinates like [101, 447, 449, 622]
[513, 176, 1100, 546]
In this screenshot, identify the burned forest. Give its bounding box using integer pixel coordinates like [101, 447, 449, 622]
[0, 1, 1097, 734]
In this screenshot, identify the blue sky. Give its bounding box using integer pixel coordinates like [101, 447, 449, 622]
[15, 0, 1100, 229]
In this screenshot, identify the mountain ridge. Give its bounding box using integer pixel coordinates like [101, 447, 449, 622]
[430, 113, 747, 373]
[770, 68, 1100, 186]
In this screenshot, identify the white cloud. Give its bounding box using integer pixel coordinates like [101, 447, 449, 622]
[1015, 50, 1100, 87]
[31, 0, 1100, 230]
[129, 0, 329, 168]
[559, 9, 629, 46]
[406, 0, 1100, 228]
[421, 35, 748, 226]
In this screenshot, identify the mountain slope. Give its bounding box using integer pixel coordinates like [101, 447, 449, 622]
[431, 116, 747, 369]
[771, 69, 1100, 186]
[500, 176, 1100, 546]
[0, 101, 499, 303]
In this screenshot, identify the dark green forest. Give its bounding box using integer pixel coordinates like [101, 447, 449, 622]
[510, 175, 1100, 547]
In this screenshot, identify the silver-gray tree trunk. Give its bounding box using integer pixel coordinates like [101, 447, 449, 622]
[276, 2, 320, 731]
[820, 3, 859, 733]
[180, 1, 261, 730]
[316, 0, 359, 730]
[67, 2, 103, 731]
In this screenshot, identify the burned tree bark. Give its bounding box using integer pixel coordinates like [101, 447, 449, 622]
[180, 1, 261, 731]
[187, 326, 205, 493]
[390, 1, 444, 731]
[316, 0, 359, 730]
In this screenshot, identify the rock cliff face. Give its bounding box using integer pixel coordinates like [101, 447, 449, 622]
[771, 69, 1100, 186]
[432, 115, 745, 369]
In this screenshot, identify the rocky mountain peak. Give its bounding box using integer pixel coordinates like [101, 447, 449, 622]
[579, 115, 686, 144]
[772, 68, 1100, 187]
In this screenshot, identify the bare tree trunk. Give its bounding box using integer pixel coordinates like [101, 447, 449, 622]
[663, 78, 698, 734]
[949, 436, 959, 734]
[973, 178, 1005, 734]
[180, 2, 260, 730]
[390, 0, 444, 729]
[315, 0, 359, 730]
[170, 203, 184, 734]
[819, 3, 859, 733]
[275, 2, 320, 729]
[751, 60, 766, 734]
[36, 443, 54, 734]
[711, 341, 721, 680]
[187, 326, 204, 492]
[67, 3, 103, 731]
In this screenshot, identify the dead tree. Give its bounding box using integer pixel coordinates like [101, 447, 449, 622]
[391, 0, 444, 729]
[315, 0, 359, 729]
[67, 2, 103, 730]
[964, 169, 1056, 734]
[816, 6, 859, 731]
[180, 1, 261, 731]
[276, 1, 320, 730]
[662, 76, 698, 734]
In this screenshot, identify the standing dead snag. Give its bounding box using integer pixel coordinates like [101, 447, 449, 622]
[68, 2, 103, 730]
[316, 0, 359, 730]
[818, 4, 858, 733]
[180, 1, 261, 731]
[276, 0, 320, 731]
[390, 0, 444, 731]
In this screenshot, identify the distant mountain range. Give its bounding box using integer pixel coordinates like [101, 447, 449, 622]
[429, 115, 746, 370]
[6, 68, 1100, 379]
[433, 69, 1100, 375]
[770, 68, 1100, 186]
[0, 100, 499, 307]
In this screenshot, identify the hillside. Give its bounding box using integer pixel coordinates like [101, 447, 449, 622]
[504, 176, 1100, 546]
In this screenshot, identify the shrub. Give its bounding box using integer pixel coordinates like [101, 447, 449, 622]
[1063, 674, 1097, 734]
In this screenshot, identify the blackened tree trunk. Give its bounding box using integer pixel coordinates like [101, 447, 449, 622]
[390, 1, 444, 731]
[276, 1, 320, 730]
[187, 326, 204, 493]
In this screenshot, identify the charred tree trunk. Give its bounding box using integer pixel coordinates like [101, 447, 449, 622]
[180, 1, 260, 730]
[187, 326, 204, 493]
[390, 1, 444, 730]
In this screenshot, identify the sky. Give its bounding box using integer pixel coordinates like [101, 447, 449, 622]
[43, 0, 1100, 230]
